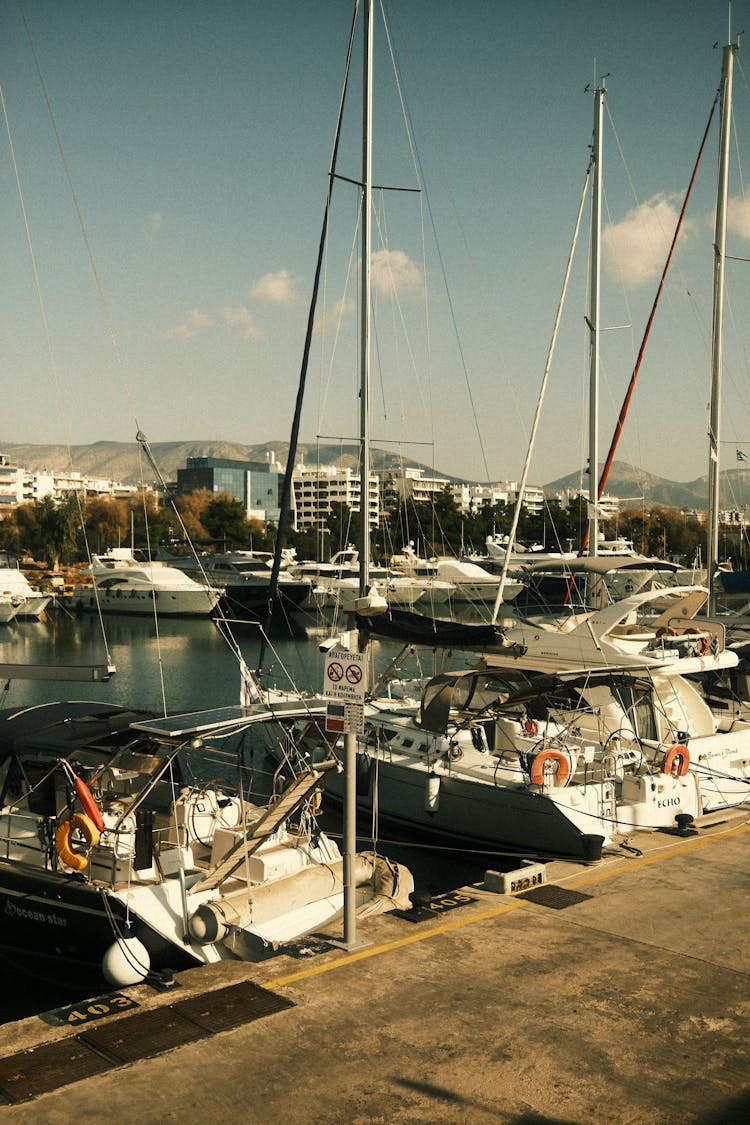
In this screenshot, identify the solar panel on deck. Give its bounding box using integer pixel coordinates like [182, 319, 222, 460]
[132, 706, 256, 737]
[132, 701, 328, 739]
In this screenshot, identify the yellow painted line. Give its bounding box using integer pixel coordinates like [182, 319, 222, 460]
[270, 897, 527, 988]
[269, 817, 749, 990]
[562, 819, 750, 890]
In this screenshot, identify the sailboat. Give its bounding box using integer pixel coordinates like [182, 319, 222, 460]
[0, 3, 412, 992]
[285, 52, 750, 862]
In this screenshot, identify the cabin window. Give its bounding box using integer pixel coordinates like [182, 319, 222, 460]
[613, 682, 656, 742]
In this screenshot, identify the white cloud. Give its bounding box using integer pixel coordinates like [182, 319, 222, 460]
[143, 212, 162, 237]
[371, 249, 424, 296]
[250, 268, 301, 304]
[163, 308, 212, 341]
[602, 194, 693, 288]
[314, 296, 355, 334]
[728, 194, 750, 241]
[218, 305, 266, 341]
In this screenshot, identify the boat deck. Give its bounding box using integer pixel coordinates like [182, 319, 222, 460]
[0, 807, 748, 1123]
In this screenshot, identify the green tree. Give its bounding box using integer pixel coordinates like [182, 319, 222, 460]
[83, 497, 128, 554]
[0, 511, 21, 555]
[202, 493, 252, 548]
[34, 495, 80, 569]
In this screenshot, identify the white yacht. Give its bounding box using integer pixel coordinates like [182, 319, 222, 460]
[0, 593, 20, 625]
[294, 549, 434, 612]
[0, 554, 51, 619]
[69, 549, 222, 617]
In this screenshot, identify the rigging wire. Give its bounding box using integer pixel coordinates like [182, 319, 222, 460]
[579, 91, 720, 556]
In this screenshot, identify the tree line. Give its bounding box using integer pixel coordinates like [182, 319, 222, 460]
[0, 485, 732, 570]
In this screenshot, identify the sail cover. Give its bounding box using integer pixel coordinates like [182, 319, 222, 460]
[355, 608, 510, 652]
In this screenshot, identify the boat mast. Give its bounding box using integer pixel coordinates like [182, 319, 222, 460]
[341, 0, 374, 952]
[707, 41, 736, 612]
[587, 82, 604, 558]
[359, 0, 373, 598]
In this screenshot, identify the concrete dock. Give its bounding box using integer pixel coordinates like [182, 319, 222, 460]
[0, 810, 748, 1124]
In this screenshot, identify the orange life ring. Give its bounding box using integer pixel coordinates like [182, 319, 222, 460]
[656, 626, 678, 639]
[661, 744, 690, 778]
[684, 627, 710, 656]
[529, 748, 570, 786]
[55, 812, 101, 871]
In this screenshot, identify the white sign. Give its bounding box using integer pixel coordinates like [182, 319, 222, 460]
[323, 647, 367, 703]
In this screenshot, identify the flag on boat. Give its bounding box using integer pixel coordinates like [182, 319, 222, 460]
[239, 658, 262, 706]
[586, 500, 608, 519]
[737, 448, 748, 463]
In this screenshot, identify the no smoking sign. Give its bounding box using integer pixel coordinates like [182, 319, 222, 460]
[323, 648, 367, 702]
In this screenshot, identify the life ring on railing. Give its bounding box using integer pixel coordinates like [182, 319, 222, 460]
[656, 626, 678, 639]
[55, 813, 101, 871]
[529, 748, 570, 786]
[523, 717, 539, 737]
[661, 744, 690, 778]
[684, 627, 710, 656]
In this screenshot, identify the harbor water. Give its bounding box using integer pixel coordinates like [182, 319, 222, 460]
[0, 607, 498, 1022]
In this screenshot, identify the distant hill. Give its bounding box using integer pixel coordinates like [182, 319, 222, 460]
[543, 463, 714, 509]
[2, 439, 748, 509]
[0, 439, 460, 488]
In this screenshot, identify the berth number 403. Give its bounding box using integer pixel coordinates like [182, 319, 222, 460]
[60, 993, 139, 1026]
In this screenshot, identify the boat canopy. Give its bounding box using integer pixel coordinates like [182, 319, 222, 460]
[523, 555, 680, 576]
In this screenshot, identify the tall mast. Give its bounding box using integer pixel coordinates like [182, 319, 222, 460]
[587, 83, 604, 557]
[707, 42, 736, 612]
[359, 0, 373, 596]
[341, 0, 374, 953]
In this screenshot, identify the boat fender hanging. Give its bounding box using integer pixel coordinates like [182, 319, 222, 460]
[661, 744, 690, 778]
[529, 748, 571, 786]
[55, 813, 100, 871]
[425, 771, 441, 814]
[101, 932, 151, 987]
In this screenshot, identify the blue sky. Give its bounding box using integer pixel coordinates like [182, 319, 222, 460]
[1, 0, 749, 489]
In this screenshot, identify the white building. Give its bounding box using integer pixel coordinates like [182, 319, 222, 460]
[292, 463, 379, 531]
[384, 467, 452, 505]
[0, 453, 140, 513]
[450, 480, 546, 516]
[0, 456, 23, 510]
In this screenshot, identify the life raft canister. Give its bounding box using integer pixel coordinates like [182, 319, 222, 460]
[55, 812, 101, 871]
[529, 748, 571, 786]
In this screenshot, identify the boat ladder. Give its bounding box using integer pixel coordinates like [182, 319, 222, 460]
[194, 758, 340, 891]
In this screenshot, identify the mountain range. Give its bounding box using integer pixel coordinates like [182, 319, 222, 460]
[0, 439, 745, 510]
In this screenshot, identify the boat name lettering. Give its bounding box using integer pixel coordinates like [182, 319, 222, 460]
[4, 901, 68, 927]
[657, 797, 681, 809]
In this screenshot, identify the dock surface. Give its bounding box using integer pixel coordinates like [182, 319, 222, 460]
[0, 811, 748, 1123]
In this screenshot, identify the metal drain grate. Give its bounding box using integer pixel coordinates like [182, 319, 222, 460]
[172, 980, 295, 1033]
[518, 884, 593, 909]
[0, 980, 296, 1103]
[77, 1006, 204, 1064]
[0, 1038, 112, 1105]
